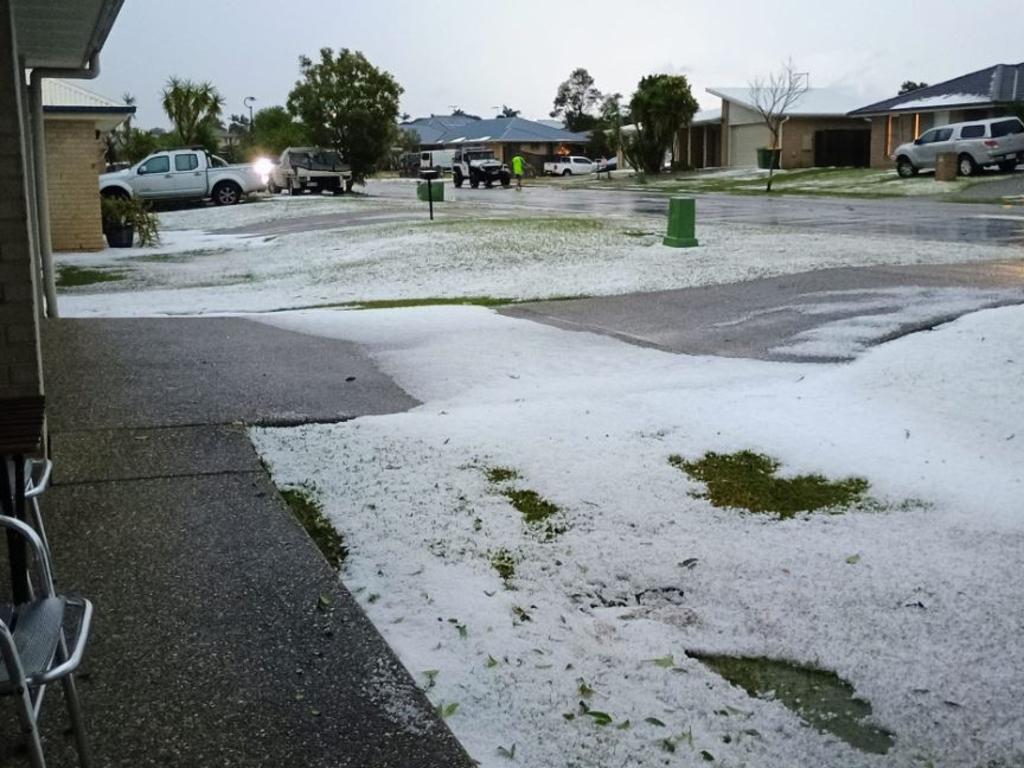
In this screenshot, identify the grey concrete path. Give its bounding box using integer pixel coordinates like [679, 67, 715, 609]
[0, 318, 472, 768]
[502, 259, 1024, 362]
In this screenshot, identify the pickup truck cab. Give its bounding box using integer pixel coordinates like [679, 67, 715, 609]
[99, 148, 264, 205]
[893, 117, 1024, 177]
[543, 156, 596, 176]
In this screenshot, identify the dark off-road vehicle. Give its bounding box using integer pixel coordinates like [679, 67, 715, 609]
[452, 146, 511, 189]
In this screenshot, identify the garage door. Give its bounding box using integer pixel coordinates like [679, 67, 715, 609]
[729, 124, 769, 168]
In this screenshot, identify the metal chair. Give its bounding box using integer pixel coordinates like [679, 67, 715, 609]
[0, 515, 93, 768]
[23, 459, 55, 573]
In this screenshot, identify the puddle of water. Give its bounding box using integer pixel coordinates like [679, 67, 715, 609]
[691, 654, 894, 755]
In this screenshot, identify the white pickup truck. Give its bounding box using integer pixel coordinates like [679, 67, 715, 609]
[543, 155, 596, 176]
[893, 116, 1024, 177]
[99, 148, 265, 205]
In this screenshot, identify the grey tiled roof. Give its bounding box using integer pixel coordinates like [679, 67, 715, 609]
[849, 63, 1024, 116]
[399, 115, 590, 145]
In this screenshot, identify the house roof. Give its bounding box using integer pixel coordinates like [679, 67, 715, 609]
[13, 0, 123, 69]
[708, 87, 869, 117]
[42, 78, 134, 130]
[692, 107, 721, 126]
[848, 63, 1024, 116]
[400, 115, 590, 145]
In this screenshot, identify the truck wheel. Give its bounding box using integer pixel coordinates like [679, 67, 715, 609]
[453, 171, 464, 188]
[562, 169, 571, 176]
[895, 157, 917, 178]
[213, 181, 242, 206]
[101, 186, 129, 199]
[957, 154, 977, 177]
[470, 173, 480, 189]
[500, 174, 510, 188]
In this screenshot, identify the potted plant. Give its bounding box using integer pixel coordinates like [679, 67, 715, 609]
[101, 196, 159, 248]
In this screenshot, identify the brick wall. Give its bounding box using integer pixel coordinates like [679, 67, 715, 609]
[780, 117, 872, 169]
[0, 0, 43, 398]
[45, 118, 105, 251]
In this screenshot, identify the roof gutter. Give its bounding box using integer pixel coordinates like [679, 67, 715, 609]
[28, 50, 102, 319]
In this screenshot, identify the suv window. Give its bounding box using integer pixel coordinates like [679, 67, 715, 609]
[918, 130, 937, 144]
[174, 153, 198, 171]
[991, 119, 1024, 138]
[959, 125, 985, 139]
[934, 128, 953, 142]
[139, 156, 170, 174]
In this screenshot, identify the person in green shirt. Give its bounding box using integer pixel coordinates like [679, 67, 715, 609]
[511, 154, 525, 190]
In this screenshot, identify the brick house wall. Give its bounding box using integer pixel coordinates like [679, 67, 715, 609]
[780, 117, 872, 169]
[45, 118, 105, 251]
[0, 0, 43, 398]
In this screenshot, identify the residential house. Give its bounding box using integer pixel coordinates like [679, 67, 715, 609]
[42, 78, 134, 250]
[707, 87, 875, 169]
[676, 107, 722, 169]
[400, 114, 591, 171]
[848, 63, 1024, 169]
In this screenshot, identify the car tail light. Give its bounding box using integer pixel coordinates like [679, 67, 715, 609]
[984, 139, 999, 148]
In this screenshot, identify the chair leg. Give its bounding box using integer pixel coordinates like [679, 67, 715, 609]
[56, 635, 92, 768]
[13, 684, 46, 768]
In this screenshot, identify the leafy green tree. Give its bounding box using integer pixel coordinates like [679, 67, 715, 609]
[287, 48, 403, 185]
[244, 106, 310, 158]
[550, 68, 602, 132]
[623, 74, 698, 175]
[161, 77, 225, 149]
[899, 80, 928, 95]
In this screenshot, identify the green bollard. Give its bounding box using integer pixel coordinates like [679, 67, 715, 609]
[663, 197, 698, 248]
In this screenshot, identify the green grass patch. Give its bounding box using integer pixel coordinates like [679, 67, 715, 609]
[485, 466, 521, 484]
[56, 265, 126, 288]
[279, 485, 348, 569]
[670, 450, 869, 519]
[490, 548, 517, 583]
[690, 654, 894, 755]
[503, 488, 566, 539]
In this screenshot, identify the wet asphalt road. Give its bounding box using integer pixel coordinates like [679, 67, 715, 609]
[363, 180, 1024, 247]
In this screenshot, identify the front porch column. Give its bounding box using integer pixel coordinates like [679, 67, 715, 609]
[0, 0, 44, 399]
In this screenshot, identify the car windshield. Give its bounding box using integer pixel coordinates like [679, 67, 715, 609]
[467, 151, 495, 161]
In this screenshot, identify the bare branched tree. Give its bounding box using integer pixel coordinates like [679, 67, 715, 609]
[749, 60, 808, 191]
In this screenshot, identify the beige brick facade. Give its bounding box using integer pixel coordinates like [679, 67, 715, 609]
[0, 0, 43, 398]
[780, 117, 872, 169]
[45, 118, 104, 252]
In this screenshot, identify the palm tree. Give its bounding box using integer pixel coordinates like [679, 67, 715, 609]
[121, 92, 136, 132]
[161, 77, 225, 145]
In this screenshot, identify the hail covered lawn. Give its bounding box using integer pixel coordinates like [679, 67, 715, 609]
[55, 194, 1016, 317]
[250, 304, 1024, 768]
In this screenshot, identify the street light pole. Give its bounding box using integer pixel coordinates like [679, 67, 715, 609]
[243, 96, 256, 132]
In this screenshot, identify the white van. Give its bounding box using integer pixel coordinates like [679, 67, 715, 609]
[420, 149, 454, 173]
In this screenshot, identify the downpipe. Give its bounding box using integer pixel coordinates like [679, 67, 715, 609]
[28, 51, 102, 319]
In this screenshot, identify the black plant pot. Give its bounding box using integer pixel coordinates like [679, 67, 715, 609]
[106, 225, 134, 248]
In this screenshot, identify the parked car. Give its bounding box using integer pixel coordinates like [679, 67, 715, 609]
[451, 146, 511, 188]
[269, 147, 352, 194]
[99, 147, 264, 205]
[420, 149, 454, 174]
[543, 156, 596, 176]
[398, 151, 422, 178]
[892, 117, 1024, 178]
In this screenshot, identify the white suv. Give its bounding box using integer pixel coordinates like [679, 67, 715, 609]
[893, 117, 1024, 177]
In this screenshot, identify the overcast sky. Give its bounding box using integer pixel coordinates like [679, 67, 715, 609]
[93, 0, 1022, 128]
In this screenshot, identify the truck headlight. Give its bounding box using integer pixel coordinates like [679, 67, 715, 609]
[253, 157, 274, 184]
